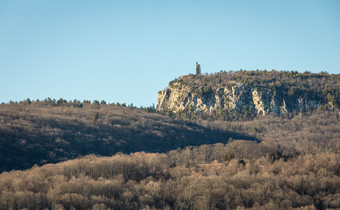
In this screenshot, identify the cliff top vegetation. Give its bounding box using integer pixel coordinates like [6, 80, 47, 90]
[168, 70, 340, 108]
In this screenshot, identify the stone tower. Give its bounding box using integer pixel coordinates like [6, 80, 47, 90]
[195, 62, 201, 75]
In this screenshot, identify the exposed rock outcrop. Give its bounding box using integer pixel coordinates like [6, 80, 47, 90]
[157, 74, 325, 116]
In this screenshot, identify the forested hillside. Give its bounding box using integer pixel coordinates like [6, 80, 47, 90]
[2, 97, 339, 173]
[0, 145, 339, 209]
[0, 99, 253, 172]
[0, 70, 339, 209]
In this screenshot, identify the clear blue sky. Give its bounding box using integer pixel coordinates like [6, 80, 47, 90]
[1, 0, 339, 107]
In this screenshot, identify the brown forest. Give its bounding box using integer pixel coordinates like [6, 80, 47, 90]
[0, 70, 339, 209]
[0, 144, 339, 209]
[0, 100, 255, 172]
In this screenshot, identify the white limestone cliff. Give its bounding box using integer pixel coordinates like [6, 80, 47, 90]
[157, 79, 322, 116]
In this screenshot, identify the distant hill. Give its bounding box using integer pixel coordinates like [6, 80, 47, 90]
[0, 70, 339, 210]
[1, 70, 339, 172]
[157, 70, 340, 120]
[0, 100, 254, 172]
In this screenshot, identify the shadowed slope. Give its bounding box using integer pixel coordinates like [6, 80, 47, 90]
[0, 102, 256, 172]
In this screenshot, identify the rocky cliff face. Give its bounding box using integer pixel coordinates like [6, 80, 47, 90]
[157, 74, 325, 117]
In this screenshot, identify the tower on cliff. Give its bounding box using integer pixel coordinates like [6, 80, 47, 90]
[195, 62, 201, 75]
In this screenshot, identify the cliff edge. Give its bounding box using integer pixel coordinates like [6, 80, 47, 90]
[157, 70, 339, 119]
